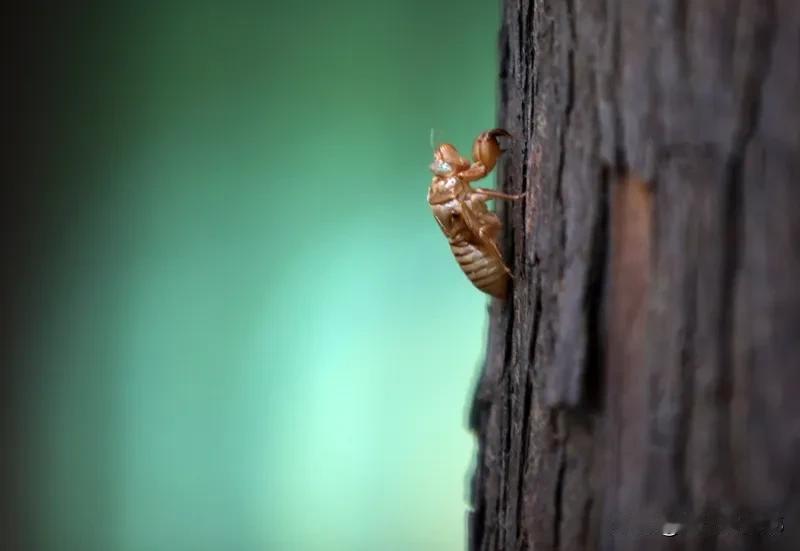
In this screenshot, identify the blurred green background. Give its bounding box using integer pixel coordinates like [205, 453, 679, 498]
[13, 1, 500, 549]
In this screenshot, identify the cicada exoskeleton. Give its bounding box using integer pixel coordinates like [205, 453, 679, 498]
[427, 129, 522, 299]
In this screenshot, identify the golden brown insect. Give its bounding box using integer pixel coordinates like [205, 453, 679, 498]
[427, 129, 522, 299]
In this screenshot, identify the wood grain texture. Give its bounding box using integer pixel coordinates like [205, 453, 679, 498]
[469, 1, 800, 550]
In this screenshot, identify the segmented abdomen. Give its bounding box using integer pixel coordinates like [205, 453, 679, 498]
[448, 235, 509, 299]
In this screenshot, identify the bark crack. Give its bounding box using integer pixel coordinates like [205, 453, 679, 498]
[583, 167, 609, 410]
[555, 0, 576, 259]
[515, 282, 541, 544]
[552, 442, 568, 551]
[579, 497, 593, 547]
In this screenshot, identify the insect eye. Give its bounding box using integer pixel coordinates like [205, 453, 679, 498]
[432, 160, 452, 174]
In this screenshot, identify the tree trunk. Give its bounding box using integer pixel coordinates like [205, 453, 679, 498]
[469, 1, 800, 550]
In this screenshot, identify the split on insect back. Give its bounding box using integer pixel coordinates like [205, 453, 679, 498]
[426, 129, 522, 299]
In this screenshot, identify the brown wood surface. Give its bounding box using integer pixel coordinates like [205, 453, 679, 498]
[469, 1, 800, 550]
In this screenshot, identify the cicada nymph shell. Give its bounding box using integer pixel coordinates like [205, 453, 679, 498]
[427, 129, 522, 298]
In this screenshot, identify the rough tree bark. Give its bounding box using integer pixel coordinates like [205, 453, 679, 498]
[469, 1, 799, 550]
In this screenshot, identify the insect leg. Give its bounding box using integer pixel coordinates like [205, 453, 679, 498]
[458, 162, 489, 182]
[455, 201, 484, 237]
[474, 188, 525, 201]
[458, 203, 507, 266]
